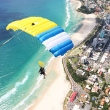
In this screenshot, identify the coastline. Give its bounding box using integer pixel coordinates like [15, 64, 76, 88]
[70, 0, 96, 47]
[29, 57, 71, 110]
[28, 1, 96, 110]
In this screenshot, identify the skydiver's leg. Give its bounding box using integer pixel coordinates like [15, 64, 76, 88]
[43, 73, 46, 79]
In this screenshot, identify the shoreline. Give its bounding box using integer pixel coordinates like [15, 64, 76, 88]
[28, 1, 96, 110]
[29, 57, 71, 110]
[70, 0, 96, 47]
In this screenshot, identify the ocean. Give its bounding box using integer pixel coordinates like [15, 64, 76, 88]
[0, 0, 84, 109]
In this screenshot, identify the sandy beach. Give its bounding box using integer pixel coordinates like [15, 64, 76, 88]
[29, 1, 96, 110]
[70, 0, 96, 46]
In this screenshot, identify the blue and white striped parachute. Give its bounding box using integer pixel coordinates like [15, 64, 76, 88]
[6, 17, 74, 57]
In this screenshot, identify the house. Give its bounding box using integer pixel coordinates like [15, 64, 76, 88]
[76, 69, 85, 76]
[86, 85, 91, 90]
[89, 75, 97, 82]
[86, 79, 94, 85]
[91, 85, 99, 92]
[80, 94, 88, 102]
[105, 97, 109, 103]
[100, 98, 105, 106]
[97, 68, 106, 75]
[105, 87, 110, 94]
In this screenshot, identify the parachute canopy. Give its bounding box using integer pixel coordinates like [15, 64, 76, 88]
[6, 17, 74, 57]
[38, 61, 44, 67]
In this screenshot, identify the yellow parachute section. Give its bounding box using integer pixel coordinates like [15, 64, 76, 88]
[6, 17, 57, 36]
[38, 61, 45, 67]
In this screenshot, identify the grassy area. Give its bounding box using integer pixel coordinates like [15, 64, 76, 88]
[71, 57, 79, 64]
[63, 98, 68, 105]
[67, 45, 83, 56]
[67, 90, 73, 97]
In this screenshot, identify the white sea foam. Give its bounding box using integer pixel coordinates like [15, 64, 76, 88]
[0, 73, 28, 104]
[72, 23, 83, 33]
[0, 72, 13, 79]
[64, 0, 71, 28]
[13, 75, 44, 110]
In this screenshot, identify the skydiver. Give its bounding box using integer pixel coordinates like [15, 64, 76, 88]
[38, 67, 46, 79]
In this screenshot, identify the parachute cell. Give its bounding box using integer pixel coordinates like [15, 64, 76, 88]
[6, 17, 74, 57]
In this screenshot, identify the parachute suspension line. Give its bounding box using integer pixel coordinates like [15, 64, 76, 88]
[8, 29, 28, 53]
[0, 36, 14, 46]
[31, 36, 42, 54]
[24, 34, 37, 54]
[21, 32, 39, 54]
[14, 30, 38, 55]
[0, 30, 15, 46]
[14, 30, 29, 53]
[31, 36, 38, 53]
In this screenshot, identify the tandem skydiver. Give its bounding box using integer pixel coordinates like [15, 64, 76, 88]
[38, 67, 46, 79]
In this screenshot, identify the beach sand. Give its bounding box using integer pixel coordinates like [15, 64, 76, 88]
[29, 57, 71, 110]
[29, 1, 96, 110]
[70, 0, 96, 46]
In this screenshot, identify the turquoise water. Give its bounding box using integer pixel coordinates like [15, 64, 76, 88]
[0, 0, 84, 109]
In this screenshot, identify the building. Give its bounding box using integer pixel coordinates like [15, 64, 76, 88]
[86, 85, 91, 90]
[70, 92, 78, 102]
[105, 14, 110, 26]
[72, 104, 80, 110]
[105, 87, 110, 94]
[89, 75, 97, 82]
[80, 94, 88, 102]
[93, 38, 98, 49]
[76, 69, 85, 76]
[100, 98, 105, 106]
[100, 53, 108, 63]
[86, 79, 94, 85]
[85, 48, 93, 57]
[93, 37, 108, 52]
[80, 56, 87, 64]
[91, 85, 99, 92]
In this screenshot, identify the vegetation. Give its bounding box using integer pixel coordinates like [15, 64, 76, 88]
[71, 57, 79, 64]
[67, 90, 73, 97]
[63, 90, 73, 110]
[102, 102, 110, 110]
[67, 61, 87, 82]
[102, 82, 107, 90]
[77, 5, 94, 14]
[89, 92, 99, 98]
[91, 100, 99, 107]
[66, 75, 69, 80]
[63, 98, 68, 105]
[100, 73, 105, 79]
[67, 46, 83, 56]
[85, 70, 90, 76]
[89, 92, 100, 107]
